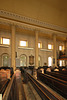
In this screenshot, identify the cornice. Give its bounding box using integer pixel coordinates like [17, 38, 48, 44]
[0, 17, 66, 37]
[0, 10, 67, 33]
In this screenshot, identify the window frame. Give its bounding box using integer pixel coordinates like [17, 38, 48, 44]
[38, 42, 42, 48]
[19, 40, 28, 47]
[48, 57, 52, 66]
[1, 37, 10, 45]
[20, 54, 27, 67]
[59, 45, 63, 51]
[2, 53, 9, 67]
[59, 60, 65, 66]
[48, 44, 53, 50]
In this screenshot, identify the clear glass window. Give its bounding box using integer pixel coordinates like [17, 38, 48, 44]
[48, 44, 53, 49]
[59, 60, 62, 66]
[48, 57, 52, 66]
[59, 46, 62, 50]
[20, 41, 27, 46]
[38, 42, 42, 48]
[20, 55, 27, 66]
[2, 54, 9, 66]
[2, 38, 10, 45]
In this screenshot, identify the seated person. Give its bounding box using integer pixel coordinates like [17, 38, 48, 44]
[54, 66, 59, 71]
[62, 68, 66, 71]
[46, 67, 51, 72]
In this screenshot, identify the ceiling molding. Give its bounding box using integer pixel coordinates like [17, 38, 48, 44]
[0, 10, 67, 37]
[0, 10, 67, 33]
[0, 17, 67, 38]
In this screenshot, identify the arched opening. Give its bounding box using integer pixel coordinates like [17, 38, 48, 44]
[2, 53, 9, 67]
[38, 55, 41, 67]
[48, 57, 52, 67]
[20, 54, 27, 67]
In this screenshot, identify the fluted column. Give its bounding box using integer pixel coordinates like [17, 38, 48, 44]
[11, 25, 16, 71]
[53, 34, 57, 67]
[35, 31, 38, 69]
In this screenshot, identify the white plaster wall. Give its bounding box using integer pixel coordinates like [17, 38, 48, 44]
[0, 30, 65, 67]
[0, 30, 11, 67]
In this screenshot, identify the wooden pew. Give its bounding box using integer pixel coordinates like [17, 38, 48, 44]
[37, 71, 67, 99]
[57, 70, 67, 75]
[46, 71, 67, 81]
[0, 69, 10, 95]
[2, 74, 19, 100]
[0, 80, 9, 95]
[0, 67, 14, 78]
[22, 69, 65, 100]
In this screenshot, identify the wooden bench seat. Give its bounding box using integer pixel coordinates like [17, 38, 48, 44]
[37, 71, 67, 99]
[46, 71, 67, 81]
[0, 79, 10, 95]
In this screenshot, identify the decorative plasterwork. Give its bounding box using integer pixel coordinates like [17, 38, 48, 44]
[0, 10, 67, 37]
[0, 10, 67, 32]
[0, 17, 67, 38]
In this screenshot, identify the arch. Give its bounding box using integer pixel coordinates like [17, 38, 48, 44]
[48, 57, 52, 67]
[38, 55, 41, 67]
[1, 53, 9, 67]
[20, 54, 27, 67]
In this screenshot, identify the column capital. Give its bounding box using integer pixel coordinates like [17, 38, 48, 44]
[65, 37, 67, 42]
[34, 29, 40, 33]
[52, 33, 57, 37]
[11, 24, 16, 28]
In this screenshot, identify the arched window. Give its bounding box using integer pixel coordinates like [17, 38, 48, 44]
[2, 53, 9, 67]
[20, 54, 27, 66]
[38, 55, 41, 67]
[59, 60, 65, 66]
[48, 57, 52, 66]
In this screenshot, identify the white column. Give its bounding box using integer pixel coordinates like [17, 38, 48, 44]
[53, 34, 57, 67]
[11, 25, 16, 71]
[35, 31, 38, 69]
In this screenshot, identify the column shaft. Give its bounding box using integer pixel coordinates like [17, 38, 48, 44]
[53, 35, 57, 67]
[11, 25, 16, 71]
[35, 31, 38, 68]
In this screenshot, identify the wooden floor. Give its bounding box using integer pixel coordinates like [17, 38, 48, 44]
[16, 70, 67, 100]
[16, 77, 26, 100]
[23, 81, 41, 100]
[16, 75, 41, 100]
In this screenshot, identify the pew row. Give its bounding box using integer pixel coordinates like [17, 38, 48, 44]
[46, 71, 67, 81]
[0, 80, 10, 95]
[2, 69, 26, 100]
[22, 69, 65, 100]
[37, 71, 67, 99]
[2, 74, 19, 100]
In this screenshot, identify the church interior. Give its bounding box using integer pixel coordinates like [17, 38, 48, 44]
[0, 0, 67, 100]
